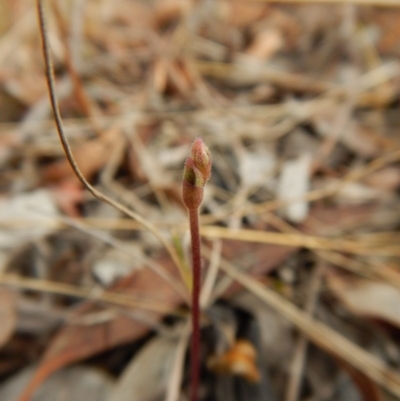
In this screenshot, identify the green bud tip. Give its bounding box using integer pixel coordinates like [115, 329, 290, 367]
[183, 157, 204, 188]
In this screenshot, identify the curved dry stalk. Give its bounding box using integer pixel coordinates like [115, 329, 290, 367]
[36, 0, 189, 303]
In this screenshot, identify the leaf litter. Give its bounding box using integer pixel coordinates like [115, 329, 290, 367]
[0, 1, 400, 401]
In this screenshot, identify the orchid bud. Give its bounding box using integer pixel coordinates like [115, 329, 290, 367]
[182, 138, 212, 210]
[191, 138, 212, 184]
[182, 158, 204, 210]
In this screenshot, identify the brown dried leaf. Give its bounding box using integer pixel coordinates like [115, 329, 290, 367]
[221, 241, 296, 278]
[49, 181, 84, 218]
[107, 334, 180, 401]
[363, 167, 400, 192]
[336, 358, 383, 401]
[224, 2, 270, 28]
[40, 127, 121, 184]
[300, 203, 378, 236]
[16, 255, 182, 401]
[375, 9, 400, 55]
[154, 0, 191, 27]
[246, 29, 283, 60]
[153, 58, 169, 94]
[0, 288, 18, 349]
[0, 1, 12, 35]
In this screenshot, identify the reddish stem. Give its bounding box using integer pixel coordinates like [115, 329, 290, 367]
[189, 207, 201, 401]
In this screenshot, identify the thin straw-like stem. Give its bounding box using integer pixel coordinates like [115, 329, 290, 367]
[189, 207, 201, 401]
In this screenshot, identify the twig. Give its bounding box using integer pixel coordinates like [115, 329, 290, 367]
[35, 0, 188, 301]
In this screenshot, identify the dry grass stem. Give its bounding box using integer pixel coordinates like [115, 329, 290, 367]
[200, 226, 400, 257]
[0, 273, 181, 316]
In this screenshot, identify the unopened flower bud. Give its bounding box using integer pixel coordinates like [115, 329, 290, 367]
[191, 138, 212, 184]
[182, 139, 212, 210]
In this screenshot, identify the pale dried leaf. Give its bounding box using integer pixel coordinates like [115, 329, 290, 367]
[330, 180, 391, 204]
[90, 245, 145, 288]
[0, 365, 113, 401]
[238, 147, 275, 188]
[328, 274, 400, 329]
[0, 190, 59, 248]
[277, 153, 312, 223]
[107, 334, 180, 401]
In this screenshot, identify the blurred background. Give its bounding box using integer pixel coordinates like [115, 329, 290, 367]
[0, 0, 400, 400]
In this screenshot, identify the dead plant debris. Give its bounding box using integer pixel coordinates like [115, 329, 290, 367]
[0, 1, 400, 401]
